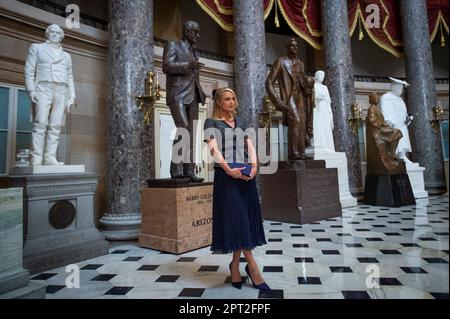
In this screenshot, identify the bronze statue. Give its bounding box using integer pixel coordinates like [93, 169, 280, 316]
[366, 93, 405, 175]
[163, 20, 206, 183]
[266, 38, 315, 160]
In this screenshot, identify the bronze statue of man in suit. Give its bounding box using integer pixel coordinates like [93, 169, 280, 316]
[163, 20, 206, 182]
[266, 38, 314, 160]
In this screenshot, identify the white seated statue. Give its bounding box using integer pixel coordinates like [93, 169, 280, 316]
[311, 70, 356, 207]
[380, 77, 428, 199]
[313, 70, 335, 152]
[380, 77, 413, 165]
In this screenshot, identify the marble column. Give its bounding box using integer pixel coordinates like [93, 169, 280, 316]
[400, 0, 447, 194]
[321, 0, 363, 195]
[233, 0, 266, 132]
[101, 0, 154, 240]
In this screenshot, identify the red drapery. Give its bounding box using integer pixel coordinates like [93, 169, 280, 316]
[195, 0, 275, 31]
[275, 0, 322, 49]
[348, 0, 403, 57]
[196, 0, 449, 57]
[428, 0, 449, 46]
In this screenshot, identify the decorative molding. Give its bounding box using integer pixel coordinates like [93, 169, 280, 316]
[26, 182, 97, 198]
[100, 214, 142, 222]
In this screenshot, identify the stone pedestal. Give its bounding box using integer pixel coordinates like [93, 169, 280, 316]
[0, 188, 45, 299]
[406, 162, 429, 199]
[261, 160, 342, 224]
[11, 165, 85, 175]
[6, 174, 109, 274]
[364, 174, 416, 207]
[139, 179, 213, 254]
[313, 149, 357, 207]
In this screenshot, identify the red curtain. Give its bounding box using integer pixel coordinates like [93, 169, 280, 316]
[196, 0, 449, 57]
[195, 0, 275, 31]
[427, 0, 449, 46]
[348, 0, 403, 57]
[276, 0, 322, 49]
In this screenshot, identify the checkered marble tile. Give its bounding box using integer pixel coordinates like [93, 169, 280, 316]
[32, 196, 449, 299]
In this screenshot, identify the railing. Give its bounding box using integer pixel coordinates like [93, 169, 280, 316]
[354, 75, 449, 84]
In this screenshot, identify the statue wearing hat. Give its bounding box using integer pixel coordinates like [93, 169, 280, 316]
[380, 77, 414, 164]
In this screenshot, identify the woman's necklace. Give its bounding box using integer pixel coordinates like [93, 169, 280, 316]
[223, 117, 234, 127]
[219, 111, 234, 124]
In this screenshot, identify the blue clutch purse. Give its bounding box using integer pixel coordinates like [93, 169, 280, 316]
[228, 163, 252, 177]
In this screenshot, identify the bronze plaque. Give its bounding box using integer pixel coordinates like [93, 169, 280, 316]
[49, 200, 76, 230]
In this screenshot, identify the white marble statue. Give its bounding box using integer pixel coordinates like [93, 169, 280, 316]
[313, 70, 335, 152]
[380, 77, 413, 164]
[309, 71, 356, 207]
[24, 24, 75, 166]
[380, 77, 427, 199]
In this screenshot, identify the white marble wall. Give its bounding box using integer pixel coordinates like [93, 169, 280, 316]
[0, 188, 31, 295]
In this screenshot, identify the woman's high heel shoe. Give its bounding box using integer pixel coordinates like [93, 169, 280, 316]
[229, 262, 242, 289]
[245, 264, 271, 291]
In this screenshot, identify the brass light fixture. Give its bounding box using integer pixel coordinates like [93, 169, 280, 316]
[348, 103, 363, 136]
[430, 105, 445, 135]
[136, 71, 161, 125]
[259, 95, 277, 130]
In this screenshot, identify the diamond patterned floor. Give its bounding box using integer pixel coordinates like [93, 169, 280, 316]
[32, 196, 449, 299]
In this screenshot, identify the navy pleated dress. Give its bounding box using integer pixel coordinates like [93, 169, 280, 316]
[204, 117, 267, 254]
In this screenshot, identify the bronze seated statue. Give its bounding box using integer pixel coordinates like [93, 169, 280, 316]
[365, 93, 406, 175]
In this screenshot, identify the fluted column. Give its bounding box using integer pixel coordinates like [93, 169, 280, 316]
[233, 0, 266, 132]
[101, 0, 154, 240]
[400, 0, 447, 194]
[321, 0, 363, 195]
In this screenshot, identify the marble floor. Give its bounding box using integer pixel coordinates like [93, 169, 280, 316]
[31, 196, 449, 299]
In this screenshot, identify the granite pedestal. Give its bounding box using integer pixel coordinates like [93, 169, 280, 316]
[261, 160, 342, 224]
[5, 173, 109, 274]
[139, 179, 213, 254]
[364, 174, 416, 207]
[0, 188, 45, 299]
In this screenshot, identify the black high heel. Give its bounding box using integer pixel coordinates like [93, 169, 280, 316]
[229, 262, 242, 289]
[245, 264, 271, 291]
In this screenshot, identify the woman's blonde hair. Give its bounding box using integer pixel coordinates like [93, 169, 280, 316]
[212, 88, 238, 120]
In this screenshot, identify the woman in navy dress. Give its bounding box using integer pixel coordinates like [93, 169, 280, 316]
[203, 88, 270, 291]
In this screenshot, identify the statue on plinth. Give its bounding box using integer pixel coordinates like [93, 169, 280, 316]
[313, 70, 335, 152]
[379, 77, 428, 199]
[162, 20, 206, 183]
[366, 93, 405, 175]
[380, 77, 413, 165]
[364, 92, 416, 206]
[24, 24, 75, 166]
[266, 38, 315, 160]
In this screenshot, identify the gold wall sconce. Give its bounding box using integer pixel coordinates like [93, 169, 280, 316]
[136, 71, 161, 125]
[430, 105, 445, 135]
[348, 103, 363, 136]
[258, 96, 277, 130]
